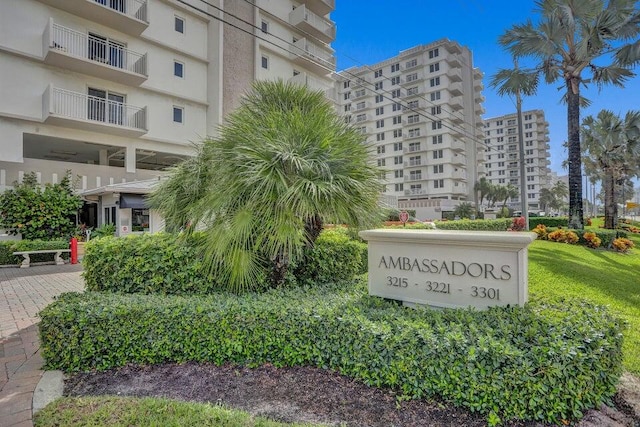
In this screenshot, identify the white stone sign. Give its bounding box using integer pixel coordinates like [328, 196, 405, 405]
[358, 229, 537, 310]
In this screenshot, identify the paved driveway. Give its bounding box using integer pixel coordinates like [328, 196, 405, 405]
[0, 264, 84, 427]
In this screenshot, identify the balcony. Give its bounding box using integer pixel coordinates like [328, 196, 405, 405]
[400, 74, 424, 86]
[475, 93, 486, 103]
[447, 68, 462, 82]
[302, 0, 334, 16]
[450, 96, 463, 110]
[353, 101, 370, 111]
[452, 184, 468, 195]
[288, 72, 331, 94]
[448, 82, 463, 96]
[290, 37, 335, 75]
[474, 78, 483, 91]
[404, 159, 422, 167]
[450, 139, 465, 152]
[352, 89, 367, 99]
[36, 0, 148, 36]
[404, 173, 425, 182]
[404, 89, 421, 99]
[446, 56, 461, 68]
[403, 144, 422, 154]
[445, 43, 462, 55]
[43, 20, 147, 86]
[289, 4, 336, 43]
[451, 153, 466, 165]
[451, 169, 466, 180]
[43, 85, 147, 137]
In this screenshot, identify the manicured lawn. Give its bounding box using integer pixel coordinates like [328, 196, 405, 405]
[35, 396, 317, 427]
[528, 231, 640, 374]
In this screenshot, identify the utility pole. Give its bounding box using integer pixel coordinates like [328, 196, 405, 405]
[514, 60, 529, 230]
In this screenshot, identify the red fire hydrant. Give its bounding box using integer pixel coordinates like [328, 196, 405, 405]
[70, 237, 78, 264]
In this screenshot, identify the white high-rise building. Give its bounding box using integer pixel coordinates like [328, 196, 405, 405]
[0, 0, 335, 231]
[333, 39, 485, 220]
[482, 110, 551, 213]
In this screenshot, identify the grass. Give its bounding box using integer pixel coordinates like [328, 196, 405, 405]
[528, 221, 640, 374]
[34, 396, 319, 427]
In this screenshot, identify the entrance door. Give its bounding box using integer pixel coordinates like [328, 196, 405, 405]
[88, 88, 106, 122]
[108, 93, 124, 125]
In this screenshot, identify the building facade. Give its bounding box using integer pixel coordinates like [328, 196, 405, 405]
[482, 110, 551, 213]
[333, 39, 486, 220]
[0, 0, 335, 232]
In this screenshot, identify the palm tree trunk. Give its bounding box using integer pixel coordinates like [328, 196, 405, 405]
[304, 214, 323, 247]
[270, 251, 289, 288]
[567, 81, 584, 229]
[603, 170, 616, 229]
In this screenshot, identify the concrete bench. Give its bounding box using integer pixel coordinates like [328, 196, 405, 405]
[12, 249, 71, 268]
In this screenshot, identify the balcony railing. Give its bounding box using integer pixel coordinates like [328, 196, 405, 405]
[290, 37, 335, 73]
[302, 0, 334, 18]
[44, 86, 147, 135]
[404, 189, 427, 196]
[289, 4, 335, 43]
[93, 0, 147, 21]
[45, 21, 147, 82]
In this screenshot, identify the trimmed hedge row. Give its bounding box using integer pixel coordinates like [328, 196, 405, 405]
[40, 282, 624, 424]
[434, 218, 512, 231]
[83, 230, 367, 294]
[529, 217, 569, 229]
[0, 239, 69, 265]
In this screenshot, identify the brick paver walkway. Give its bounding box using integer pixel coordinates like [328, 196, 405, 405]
[0, 264, 84, 427]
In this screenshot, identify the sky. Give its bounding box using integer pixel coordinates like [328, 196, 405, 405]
[330, 0, 640, 178]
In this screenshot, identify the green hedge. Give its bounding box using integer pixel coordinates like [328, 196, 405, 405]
[434, 218, 512, 231]
[40, 282, 624, 425]
[529, 217, 569, 229]
[0, 239, 69, 265]
[83, 231, 366, 294]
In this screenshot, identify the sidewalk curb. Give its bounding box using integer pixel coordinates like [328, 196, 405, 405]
[33, 370, 64, 415]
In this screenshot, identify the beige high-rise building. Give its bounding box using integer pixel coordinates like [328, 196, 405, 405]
[333, 39, 485, 220]
[0, 0, 335, 233]
[482, 110, 551, 213]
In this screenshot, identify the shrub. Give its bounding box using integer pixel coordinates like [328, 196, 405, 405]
[532, 224, 548, 240]
[547, 229, 579, 244]
[528, 217, 569, 229]
[545, 228, 622, 249]
[0, 239, 69, 265]
[83, 231, 366, 294]
[434, 218, 512, 231]
[612, 237, 635, 253]
[509, 216, 526, 231]
[91, 223, 116, 239]
[40, 283, 624, 424]
[583, 232, 602, 249]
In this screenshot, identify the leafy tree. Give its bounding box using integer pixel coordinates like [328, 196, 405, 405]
[497, 0, 640, 229]
[150, 80, 381, 292]
[582, 110, 640, 228]
[0, 171, 82, 240]
[452, 202, 476, 219]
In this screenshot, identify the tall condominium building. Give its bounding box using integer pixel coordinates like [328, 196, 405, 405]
[0, 0, 335, 231]
[333, 39, 486, 220]
[482, 110, 551, 213]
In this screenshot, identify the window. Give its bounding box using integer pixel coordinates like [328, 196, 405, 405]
[407, 114, 419, 124]
[406, 72, 418, 82]
[375, 81, 383, 90]
[525, 132, 533, 138]
[497, 137, 504, 142]
[527, 184, 536, 190]
[376, 107, 384, 116]
[526, 149, 534, 155]
[375, 94, 384, 103]
[498, 161, 505, 167]
[496, 128, 503, 134]
[355, 89, 366, 97]
[376, 119, 385, 128]
[408, 128, 420, 137]
[433, 164, 444, 174]
[391, 76, 400, 85]
[429, 62, 440, 73]
[407, 100, 419, 109]
[261, 55, 269, 69]
[392, 102, 402, 111]
[432, 135, 442, 144]
[344, 104, 351, 112]
[429, 77, 440, 87]
[132, 209, 150, 232]
[428, 48, 439, 59]
[391, 63, 400, 72]
[524, 114, 532, 120]
[393, 115, 402, 125]
[410, 170, 422, 180]
[433, 149, 443, 159]
[434, 179, 444, 188]
[261, 20, 268, 33]
[431, 106, 441, 115]
[391, 89, 401, 98]
[393, 129, 402, 138]
[430, 91, 441, 101]
[525, 123, 533, 129]
[355, 114, 366, 122]
[507, 119, 516, 126]
[496, 120, 503, 126]
[409, 156, 420, 165]
[87, 87, 125, 125]
[344, 92, 351, 100]
[395, 170, 404, 178]
[394, 156, 403, 165]
[527, 167, 534, 173]
[406, 58, 417, 68]
[377, 159, 386, 166]
[175, 16, 185, 33]
[374, 69, 383, 78]
[409, 142, 421, 152]
[508, 136, 517, 143]
[393, 142, 403, 151]
[356, 101, 366, 110]
[431, 120, 442, 130]
[395, 183, 404, 191]
[376, 132, 385, 141]
[377, 146, 386, 154]
[104, 206, 116, 225]
[174, 61, 184, 78]
[410, 184, 422, 192]
[343, 81, 350, 89]
[173, 106, 184, 123]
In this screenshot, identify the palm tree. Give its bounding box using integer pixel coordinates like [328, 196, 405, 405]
[501, 184, 520, 209]
[150, 80, 382, 291]
[539, 187, 556, 213]
[452, 202, 476, 219]
[581, 110, 640, 228]
[474, 177, 492, 208]
[497, 0, 640, 229]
